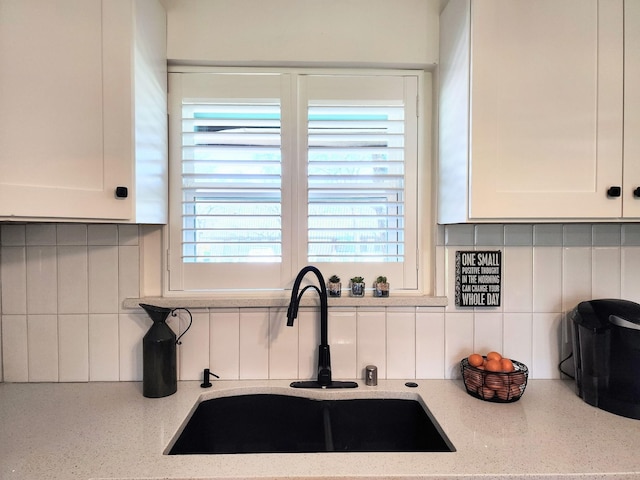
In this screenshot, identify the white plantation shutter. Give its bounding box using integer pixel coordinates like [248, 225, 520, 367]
[299, 75, 418, 288]
[168, 73, 291, 290]
[181, 102, 283, 263]
[307, 103, 406, 262]
[168, 71, 420, 292]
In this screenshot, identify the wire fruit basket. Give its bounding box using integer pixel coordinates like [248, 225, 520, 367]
[460, 357, 529, 403]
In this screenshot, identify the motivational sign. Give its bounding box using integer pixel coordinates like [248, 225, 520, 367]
[455, 251, 501, 307]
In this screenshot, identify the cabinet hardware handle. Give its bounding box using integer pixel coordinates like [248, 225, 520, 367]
[634, 187, 640, 198]
[115, 186, 129, 198]
[607, 186, 621, 198]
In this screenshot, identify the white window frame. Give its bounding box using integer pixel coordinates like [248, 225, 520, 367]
[165, 67, 429, 295]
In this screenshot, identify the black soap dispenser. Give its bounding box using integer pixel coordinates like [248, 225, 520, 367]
[140, 303, 177, 398]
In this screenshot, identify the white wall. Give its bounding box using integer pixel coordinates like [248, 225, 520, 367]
[163, 0, 440, 68]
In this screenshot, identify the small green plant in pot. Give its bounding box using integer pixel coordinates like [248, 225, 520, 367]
[327, 275, 342, 297]
[350, 276, 365, 297]
[374, 276, 390, 297]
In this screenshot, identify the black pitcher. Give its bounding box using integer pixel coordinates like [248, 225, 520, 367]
[140, 303, 177, 398]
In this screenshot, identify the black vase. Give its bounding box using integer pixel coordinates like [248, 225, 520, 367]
[140, 303, 177, 398]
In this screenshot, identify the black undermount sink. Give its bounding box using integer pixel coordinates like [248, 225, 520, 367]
[167, 393, 455, 454]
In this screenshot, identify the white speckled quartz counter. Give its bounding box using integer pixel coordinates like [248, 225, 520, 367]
[1, 379, 639, 479]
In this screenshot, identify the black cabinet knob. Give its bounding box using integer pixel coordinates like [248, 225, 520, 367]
[607, 186, 621, 198]
[634, 187, 640, 198]
[115, 186, 128, 198]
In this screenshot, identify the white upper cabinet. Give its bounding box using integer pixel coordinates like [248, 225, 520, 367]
[624, 0, 640, 217]
[0, 0, 167, 223]
[438, 0, 626, 222]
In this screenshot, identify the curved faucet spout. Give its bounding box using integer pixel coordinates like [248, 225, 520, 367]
[286, 266, 357, 389]
[286, 266, 328, 346]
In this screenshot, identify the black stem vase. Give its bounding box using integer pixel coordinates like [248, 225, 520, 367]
[140, 303, 177, 398]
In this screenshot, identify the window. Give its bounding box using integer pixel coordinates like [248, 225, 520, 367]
[168, 70, 422, 292]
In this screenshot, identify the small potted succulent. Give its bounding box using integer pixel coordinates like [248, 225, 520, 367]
[374, 276, 390, 297]
[350, 276, 365, 297]
[327, 275, 342, 297]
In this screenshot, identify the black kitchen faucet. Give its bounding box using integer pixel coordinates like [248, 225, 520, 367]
[286, 265, 358, 389]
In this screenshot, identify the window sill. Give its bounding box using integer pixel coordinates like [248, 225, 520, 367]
[123, 295, 448, 310]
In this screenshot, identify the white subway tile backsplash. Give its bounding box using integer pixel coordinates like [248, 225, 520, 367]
[210, 309, 240, 380]
[445, 224, 475, 245]
[26, 224, 56, 245]
[58, 314, 89, 382]
[177, 310, 209, 381]
[533, 224, 563, 246]
[473, 311, 503, 354]
[532, 312, 563, 379]
[444, 312, 473, 379]
[474, 224, 504, 246]
[239, 309, 270, 379]
[1, 247, 27, 314]
[87, 224, 118, 245]
[117, 225, 139, 246]
[269, 306, 298, 379]
[503, 313, 533, 369]
[562, 247, 592, 312]
[88, 246, 119, 314]
[593, 224, 621, 246]
[26, 246, 57, 314]
[503, 247, 532, 313]
[297, 309, 319, 380]
[56, 224, 87, 245]
[4, 222, 640, 384]
[2, 315, 28, 382]
[563, 224, 592, 246]
[622, 224, 640, 246]
[118, 312, 148, 381]
[621, 247, 640, 304]
[118, 245, 140, 313]
[1, 224, 26, 246]
[533, 247, 563, 313]
[27, 314, 58, 382]
[386, 308, 415, 379]
[504, 224, 533, 246]
[328, 309, 357, 380]
[57, 246, 88, 314]
[356, 309, 386, 379]
[592, 247, 621, 299]
[89, 314, 119, 381]
[416, 310, 445, 378]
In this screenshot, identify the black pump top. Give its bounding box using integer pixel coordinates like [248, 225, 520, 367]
[573, 299, 640, 332]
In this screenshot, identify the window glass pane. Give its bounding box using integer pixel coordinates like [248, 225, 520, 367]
[181, 101, 282, 263]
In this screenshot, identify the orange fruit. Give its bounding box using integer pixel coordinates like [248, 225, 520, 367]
[486, 351, 502, 362]
[500, 358, 514, 372]
[485, 359, 502, 372]
[468, 353, 484, 367]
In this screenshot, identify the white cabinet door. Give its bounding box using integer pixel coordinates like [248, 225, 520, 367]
[0, 0, 132, 220]
[438, 0, 624, 222]
[623, 0, 640, 217]
[0, 0, 167, 223]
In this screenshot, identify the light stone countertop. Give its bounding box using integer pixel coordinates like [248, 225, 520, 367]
[1, 379, 639, 480]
